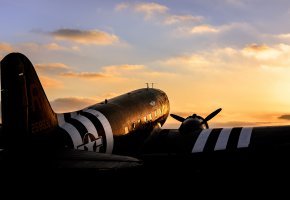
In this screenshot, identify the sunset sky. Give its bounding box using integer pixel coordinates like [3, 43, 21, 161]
[1, 0, 290, 128]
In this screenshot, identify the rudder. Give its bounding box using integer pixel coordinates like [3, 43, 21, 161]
[1, 53, 58, 149]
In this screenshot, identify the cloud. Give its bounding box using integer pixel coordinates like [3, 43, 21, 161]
[103, 64, 175, 78]
[114, 1, 214, 40]
[242, 43, 280, 60]
[103, 64, 145, 74]
[39, 76, 63, 88]
[35, 63, 70, 74]
[242, 43, 290, 62]
[143, 71, 177, 77]
[115, 2, 129, 11]
[44, 43, 67, 51]
[51, 94, 117, 113]
[190, 25, 220, 34]
[17, 42, 40, 51]
[0, 43, 13, 59]
[164, 15, 203, 25]
[116, 2, 202, 26]
[51, 97, 98, 113]
[60, 63, 174, 81]
[16, 42, 75, 53]
[243, 43, 270, 52]
[133, 2, 168, 19]
[61, 64, 144, 80]
[173, 22, 254, 37]
[159, 43, 290, 72]
[276, 33, 290, 39]
[51, 29, 119, 45]
[158, 53, 212, 70]
[278, 115, 290, 120]
[173, 25, 221, 37]
[160, 48, 241, 71]
[0, 42, 13, 52]
[61, 72, 107, 79]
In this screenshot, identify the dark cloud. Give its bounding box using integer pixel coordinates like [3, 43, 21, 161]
[51, 97, 97, 113]
[35, 63, 70, 74]
[278, 115, 290, 120]
[51, 29, 119, 45]
[243, 43, 269, 52]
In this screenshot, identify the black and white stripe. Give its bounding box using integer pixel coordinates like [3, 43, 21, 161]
[79, 111, 106, 153]
[57, 108, 114, 153]
[192, 127, 253, 153]
[57, 114, 82, 147]
[82, 109, 113, 154]
[214, 128, 232, 151]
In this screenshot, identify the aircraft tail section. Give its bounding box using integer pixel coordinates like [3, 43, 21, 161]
[1, 53, 58, 149]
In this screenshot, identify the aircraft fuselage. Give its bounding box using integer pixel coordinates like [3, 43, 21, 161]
[56, 88, 170, 155]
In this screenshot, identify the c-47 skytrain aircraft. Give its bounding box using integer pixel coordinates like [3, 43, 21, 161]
[1, 52, 290, 176]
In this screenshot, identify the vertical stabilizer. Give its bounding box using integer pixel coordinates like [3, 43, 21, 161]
[1, 53, 58, 149]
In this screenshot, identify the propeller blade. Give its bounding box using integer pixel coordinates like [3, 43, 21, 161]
[170, 114, 185, 122]
[204, 108, 222, 122]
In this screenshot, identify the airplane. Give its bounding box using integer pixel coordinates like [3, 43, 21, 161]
[1, 52, 290, 178]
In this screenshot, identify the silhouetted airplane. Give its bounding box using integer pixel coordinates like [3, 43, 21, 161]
[1, 53, 290, 176]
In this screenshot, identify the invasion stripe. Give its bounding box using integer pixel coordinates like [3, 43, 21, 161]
[57, 114, 82, 148]
[71, 114, 98, 138]
[80, 111, 107, 153]
[226, 127, 242, 150]
[71, 114, 101, 152]
[214, 128, 232, 151]
[192, 129, 212, 153]
[203, 128, 222, 152]
[237, 127, 252, 148]
[57, 114, 65, 125]
[83, 109, 114, 154]
[64, 113, 87, 139]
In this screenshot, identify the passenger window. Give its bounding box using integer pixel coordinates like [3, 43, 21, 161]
[125, 127, 129, 134]
[158, 109, 161, 115]
[148, 113, 152, 120]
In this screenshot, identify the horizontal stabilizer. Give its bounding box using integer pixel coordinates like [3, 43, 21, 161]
[57, 149, 143, 169]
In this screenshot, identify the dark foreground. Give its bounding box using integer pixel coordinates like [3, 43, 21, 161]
[1, 148, 290, 195]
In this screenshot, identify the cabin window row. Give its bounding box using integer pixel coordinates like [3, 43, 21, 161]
[124, 106, 167, 134]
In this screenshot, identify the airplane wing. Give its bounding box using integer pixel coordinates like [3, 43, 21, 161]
[142, 125, 290, 154]
[139, 125, 290, 178]
[0, 148, 142, 171]
[56, 149, 142, 169]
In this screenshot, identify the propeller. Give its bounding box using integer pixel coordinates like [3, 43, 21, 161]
[170, 114, 185, 122]
[203, 108, 222, 124]
[170, 108, 222, 132]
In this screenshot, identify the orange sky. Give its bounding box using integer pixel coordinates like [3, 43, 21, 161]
[2, 1, 290, 128]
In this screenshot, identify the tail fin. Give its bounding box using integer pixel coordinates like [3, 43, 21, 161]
[1, 53, 58, 149]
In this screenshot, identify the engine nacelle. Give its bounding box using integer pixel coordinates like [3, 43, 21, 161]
[179, 115, 208, 133]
